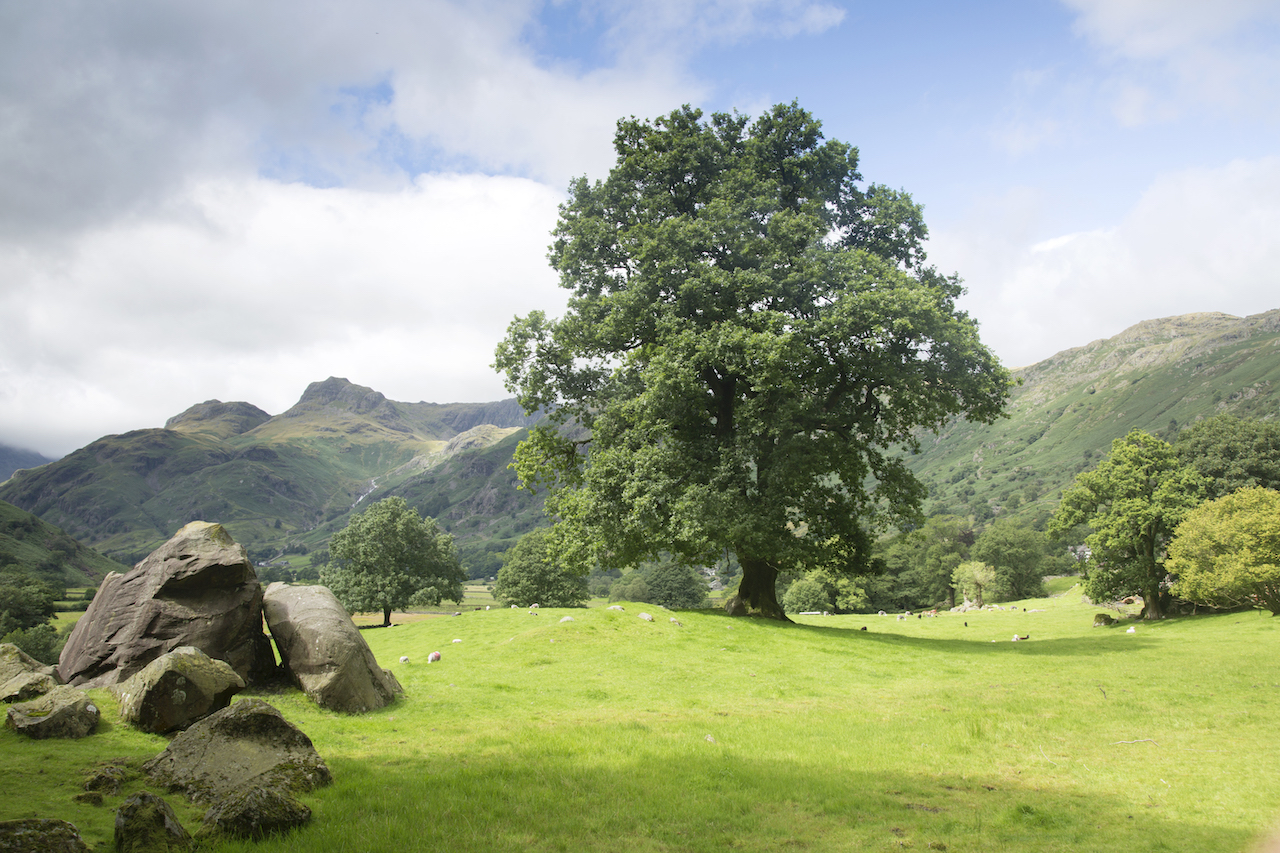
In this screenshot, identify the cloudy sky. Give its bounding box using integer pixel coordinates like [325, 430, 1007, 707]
[3, 0, 1278, 458]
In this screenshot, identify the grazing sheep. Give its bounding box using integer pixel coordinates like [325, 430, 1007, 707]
[1011, 634, 1029, 641]
[427, 651, 441, 663]
[399, 656, 409, 663]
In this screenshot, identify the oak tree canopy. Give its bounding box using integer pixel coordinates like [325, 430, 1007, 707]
[495, 103, 1011, 619]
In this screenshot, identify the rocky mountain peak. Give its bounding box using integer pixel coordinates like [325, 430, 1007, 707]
[166, 401, 271, 438]
[288, 377, 390, 417]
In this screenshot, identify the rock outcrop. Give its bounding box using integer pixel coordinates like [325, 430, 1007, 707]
[142, 698, 331, 804]
[57, 521, 273, 688]
[262, 583, 402, 713]
[5, 685, 99, 739]
[110, 645, 245, 733]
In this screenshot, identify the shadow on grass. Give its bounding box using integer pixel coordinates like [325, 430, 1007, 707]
[230, 743, 1249, 853]
[686, 609, 1158, 658]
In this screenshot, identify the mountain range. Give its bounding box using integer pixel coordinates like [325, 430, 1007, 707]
[2, 309, 1278, 582]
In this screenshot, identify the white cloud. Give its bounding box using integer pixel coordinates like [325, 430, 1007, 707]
[1062, 0, 1280, 122]
[0, 174, 566, 456]
[931, 156, 1280, 368]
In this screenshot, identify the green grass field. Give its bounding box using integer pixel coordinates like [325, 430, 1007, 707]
[4, 591, 1278, 852]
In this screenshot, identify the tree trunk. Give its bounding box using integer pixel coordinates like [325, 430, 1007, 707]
[383, 606, 392, 627]
[1141, 582, 1163, 620]
[724, 556, 791, 621]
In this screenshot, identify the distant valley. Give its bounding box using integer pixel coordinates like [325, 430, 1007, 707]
[2, 310, 1278, 582]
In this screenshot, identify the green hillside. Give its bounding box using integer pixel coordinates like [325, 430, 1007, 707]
[907, 309, 1280, 526]
[0, 499, 129, 585]
[0, 377, 544, 567]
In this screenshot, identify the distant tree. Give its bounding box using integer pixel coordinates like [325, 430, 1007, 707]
[1174, 414, 1280, 499]
[609, 573, 650, 603]
[494, 529, 589, 608]
[587, 567, 623, 598]
[952, 560, 996, 607]
[1049, 430, 1204, 620]
[782, 577, 832, 614]
[1168, 486, 1280, 615]
[1, 623, 67, 666]
[0, 568, 58, 635]
[875, 514, 971, 611]
[321, 497, 465, 626]
[641, 561, 709, 609]
[972, 519, 1048, 601]
[494, 102, 1011, 620]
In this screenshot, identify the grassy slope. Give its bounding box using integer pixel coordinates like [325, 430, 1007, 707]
[906, 309, 1280, 525]
[3, 593, 1277, 852]
[0, 499, 129, 586]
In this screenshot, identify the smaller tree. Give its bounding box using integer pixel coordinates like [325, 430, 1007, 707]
[494, 529, 589, 608]
[782, 577, 832, 614]
[1168, 486, 1280, 615]
[952, 560, 996, 607]
[1049, 430, 1204, 620]
[321, 497, 464, 626]
[1174, 415, 1280, 499]
[639, 561, 709, 609]
[972, 519, 1048, 602]
[0, 568, 59, 636]
[609, 573, 650, 603]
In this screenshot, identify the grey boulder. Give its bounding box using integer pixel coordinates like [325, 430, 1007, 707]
[5, 685, 99, 739]
[110, 645, 245, 733]
[262, 583, 402, 713]
[57, 521, 274, 689]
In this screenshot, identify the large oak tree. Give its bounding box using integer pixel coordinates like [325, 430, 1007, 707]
[495, 103, 1011, 619]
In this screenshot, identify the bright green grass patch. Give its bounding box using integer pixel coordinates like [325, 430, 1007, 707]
[3, 596, 1278, 852]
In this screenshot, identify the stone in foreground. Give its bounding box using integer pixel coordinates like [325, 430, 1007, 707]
[142, 698, 331, 804]
[110, 645, 245, 733]
[262, 583, 402, 713]
[57, 521, 273, 689]
[5, 685, 99, 739]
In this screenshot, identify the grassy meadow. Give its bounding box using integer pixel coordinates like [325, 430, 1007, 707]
[3, 589, 1279, 852]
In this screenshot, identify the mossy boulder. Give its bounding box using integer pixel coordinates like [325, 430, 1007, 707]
[5, 685, 99, 739]
[198, 785, 312, 840]
[110, 646, 244, 733]
[0, 643, 57, 703]
[113, 791, 191, 852]
[0, 818, 91, 852]
[142, 698, 331, 804]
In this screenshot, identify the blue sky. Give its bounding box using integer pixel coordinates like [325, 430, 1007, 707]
[2, 0, 1278, 457]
